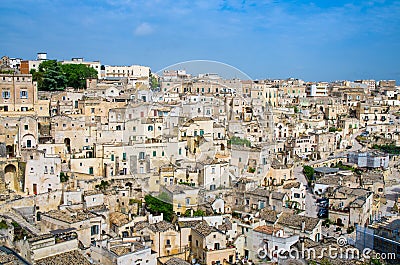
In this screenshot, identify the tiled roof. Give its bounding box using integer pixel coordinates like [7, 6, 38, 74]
[260, 209, 280, 224]
[177, 220, 202, 229]
[282, 182, 300, 189]
[36, 250, 90, 265]
[164, 257, 191, 265]
[271, 191, 286, 200]
[253, 225, 281, 235]
[277, 212, 320, 232]
[135, 220, 176, 233]
[248, 188, 270, 197]
[193, 221, 217, 237]
[43, 209, 97, 224]
[109, 212, 129, 227]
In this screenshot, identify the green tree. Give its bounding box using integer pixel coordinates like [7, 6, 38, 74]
[228, 136, 252, 147]
[35, 60, 67, 91]
[32, 60, 98, 91]
[61, 64, 98, 89]
[0, 220, 8, 229]
[30, 69, 44, 89]
[144, 194, 174, 222]
[59, 172, 69, 183]
[150, 74, 159, 90]
[372, 144, 400, 154]
[95, 180, 109, 190]
[303, 166, 314, 182]
[184, 209, 205, 217]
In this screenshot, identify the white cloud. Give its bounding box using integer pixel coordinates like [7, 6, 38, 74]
[134, 22, 154, 36]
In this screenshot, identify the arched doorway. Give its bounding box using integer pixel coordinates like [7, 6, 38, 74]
[4, 164, 17, 191]
[220, 143, 225, 151]
[6, 145, 14, 157]
[64, 138, 71, 153]
[36, 211, 42, 221]
[22, 134, 36, 148]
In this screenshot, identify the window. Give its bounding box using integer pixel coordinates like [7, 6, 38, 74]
[200, 130, 204, 136]
[178, 148, 182, 155]
[44, 166, 48, 174]
[50, 166, 54, 174]
[153, 151, 156, 157]
[89, 167, 94, 174]
[24, 125, 28, 130]
[294, 193, 300, 198]
[186, 198, 190, 205]
[148, 125, 153, 131]
[2, 91, 10, 99]
[91, 225, 99, 235]
[111, 154, 114, 161]
[139, 152, 145, 159]
[20, 90, 28, 99]
[133, 126, 136, 132]
[26, 140, 32, 148]
[211, 167, 215, 174]
[122, 153, 126, 161]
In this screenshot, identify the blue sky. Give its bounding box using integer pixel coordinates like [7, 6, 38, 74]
[1, 0, 400, 82]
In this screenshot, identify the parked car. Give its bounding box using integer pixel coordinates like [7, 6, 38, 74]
[319, 201, 329, 208]
[316, 198, 328, 203]
[318, 209, 328, 218]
